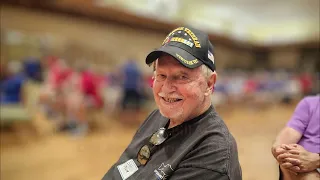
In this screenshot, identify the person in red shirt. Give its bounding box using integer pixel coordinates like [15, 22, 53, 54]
[60, 64, 104, 134]
[80, 69, 104, 109]
[39, 57, 71, 119]
[298, 72, 313, 96]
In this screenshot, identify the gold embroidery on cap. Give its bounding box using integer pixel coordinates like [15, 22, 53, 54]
[162, 27, 184, 45]
[161, 27, 201, 48]
[175, 53, 199, 65]
[170, 37, 194, 48]
[184, 28, 201, 48]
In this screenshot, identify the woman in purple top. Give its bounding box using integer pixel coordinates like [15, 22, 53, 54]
[271, 95, 320, 180]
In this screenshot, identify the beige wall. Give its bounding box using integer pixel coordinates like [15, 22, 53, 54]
[1, 5, 166, 72]
[269, 49, 300, 69]
[1, 5, 258, 72]
[1, 5, 303, 72]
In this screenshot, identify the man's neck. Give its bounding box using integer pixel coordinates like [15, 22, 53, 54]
[168, 120, 179, 129]
[168, 101, 211, 129]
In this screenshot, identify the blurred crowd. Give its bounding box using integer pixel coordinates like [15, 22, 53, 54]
[1, 55, 319, 136]
[212, 69, 318, 107]
[0, 56, 153, 136]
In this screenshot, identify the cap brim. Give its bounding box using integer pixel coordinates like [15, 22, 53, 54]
[146, 46, 203, 69]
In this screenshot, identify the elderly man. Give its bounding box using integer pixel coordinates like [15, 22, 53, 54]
[103, 26, 242, 180]
[271, 95, 320, 180]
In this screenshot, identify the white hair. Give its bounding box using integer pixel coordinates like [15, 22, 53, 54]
[201, 64, 215, 81]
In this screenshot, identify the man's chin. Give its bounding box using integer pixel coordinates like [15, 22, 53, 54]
[159, 108, 182, 120]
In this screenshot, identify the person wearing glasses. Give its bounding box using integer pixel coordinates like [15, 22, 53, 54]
[271, 95, 320, 180]
[102, 26, 242, 180]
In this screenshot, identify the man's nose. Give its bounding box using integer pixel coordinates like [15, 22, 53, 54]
[162, 78, 176, 93]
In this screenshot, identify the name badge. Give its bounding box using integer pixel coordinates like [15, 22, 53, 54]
[117, 159, 138, 180]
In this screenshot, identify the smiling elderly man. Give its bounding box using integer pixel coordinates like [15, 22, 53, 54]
[102, 26, 242, 180]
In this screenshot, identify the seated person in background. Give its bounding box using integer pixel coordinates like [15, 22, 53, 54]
[104, 70, 122, 115]
[0, 61, 25, 105]
[23, 57, 43, 82]
[38, 57, 71, 119]
[271, 95, 320, 180]
[119, 59, 144, 125]
[81, 66, 104, 110]
[298, 72, 313, 96]
[60, 63, 103, 134]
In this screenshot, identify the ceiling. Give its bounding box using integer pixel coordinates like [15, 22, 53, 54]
[94, 0, 320, 45]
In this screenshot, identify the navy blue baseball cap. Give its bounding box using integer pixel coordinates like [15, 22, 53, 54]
[146, 26, 216, 72]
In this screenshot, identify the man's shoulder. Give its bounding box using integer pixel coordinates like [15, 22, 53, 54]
[193, 112, 238, 155]
[197, 109, 231, 138]
[180, 110, 240, 174]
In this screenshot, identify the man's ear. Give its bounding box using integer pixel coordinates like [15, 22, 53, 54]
[205, 72, 217, 96]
